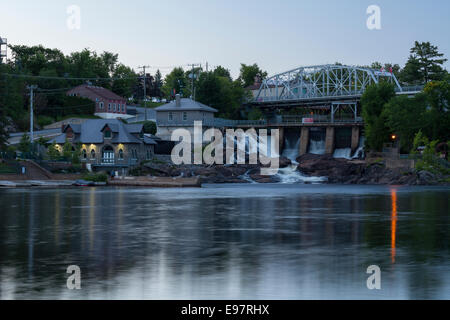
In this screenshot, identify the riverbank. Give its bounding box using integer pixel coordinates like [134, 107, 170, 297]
[134, 155, 450, 186]
[1, 155, 448, 187]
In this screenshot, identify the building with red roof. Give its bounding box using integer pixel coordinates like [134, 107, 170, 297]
[67, 84, 129, 119]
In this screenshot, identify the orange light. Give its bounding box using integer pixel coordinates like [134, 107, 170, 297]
[391, 189, 398, 264]
[391, 135, 397, 140]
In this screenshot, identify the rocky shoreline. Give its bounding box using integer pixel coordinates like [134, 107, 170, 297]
[136, 155, 450, 186]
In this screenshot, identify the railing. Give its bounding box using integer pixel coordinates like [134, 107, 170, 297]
[158, 116, 362, 128]
[253, 86, 425, 103]
[91, 158, 139, 166]
[396, 85, 424, 93]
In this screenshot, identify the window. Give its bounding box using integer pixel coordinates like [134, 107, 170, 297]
[90, 149, 96, 159]
[82, 149, 87, 159]
[99, 102, 104, 110]
[104, 130, 112, 139]
[108, 103, 111, 111]
[131, 149, 137, 159]
[122, 104, 125, 112]
[113, 104, 116, 112]
[183, 112, 188, 121]
[118, 149, 124, 160]
[146, 150, 151, 160]
[168, 112, 173, 121]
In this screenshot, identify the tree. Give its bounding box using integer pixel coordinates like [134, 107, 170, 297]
[151, 69, 163, 98]
[238, 63, 268, 88]
[196, 70, 245, 119]
[423, 80, 450, 142]
[212, 66, 232, 81]
[383, 94, 428, 152]
[361, 82, 396, 151]
[0, 114, 9, 150]
[62, 140, 73, 160]
[112, 64, 138, 98]
[370, 62, 401, 76]
[18, 134, 31, 154]
[400, 41, 447, 84]
[47, 143, 61, 160]
[161, 67, 190, 99]
[143, 121, 157, 135]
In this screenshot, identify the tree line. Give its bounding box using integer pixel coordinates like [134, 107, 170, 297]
[361, 41, 448, 154]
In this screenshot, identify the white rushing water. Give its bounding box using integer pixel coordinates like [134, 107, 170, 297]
[282, 135, 300, 161]
[333, 148, 352, 159]
[352, 136, 366, 159]
[276, 135, 327, 184]
[309, 139, 326, 155]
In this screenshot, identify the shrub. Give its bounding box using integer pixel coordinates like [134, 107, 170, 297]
[37, 116, 54, 128]
[82, 173, 108, 182]
[143, 121, 157, 135]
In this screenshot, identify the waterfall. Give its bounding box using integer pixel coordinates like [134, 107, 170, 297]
[333, 148, 352, 159]
[282, 135, 300, 162]
[351, 137, 366, 159]
[309, 139, 326, 155]
[277, 165, 327, 184]
[275, 133, 326, 184]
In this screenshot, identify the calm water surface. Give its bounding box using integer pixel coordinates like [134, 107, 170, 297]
[0, 184, 449, 300]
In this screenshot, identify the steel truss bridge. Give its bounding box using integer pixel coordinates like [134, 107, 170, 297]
[251, 64, 423, 123]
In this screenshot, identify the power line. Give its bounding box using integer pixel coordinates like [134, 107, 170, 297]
[2, 73, 142, 81]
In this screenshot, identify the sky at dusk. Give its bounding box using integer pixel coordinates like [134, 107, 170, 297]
[1, 0, 449, 78]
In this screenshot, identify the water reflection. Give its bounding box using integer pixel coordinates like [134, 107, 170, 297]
[0, 185, 449, 299]
[391, 189, 398, 264]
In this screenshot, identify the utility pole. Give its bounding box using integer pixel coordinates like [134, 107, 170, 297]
[27, 85, 38, 144]
[187, 63, 201, 100]
[138, 65, 150, 121]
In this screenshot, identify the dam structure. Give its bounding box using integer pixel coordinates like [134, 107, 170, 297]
[214, 64, 422, 159]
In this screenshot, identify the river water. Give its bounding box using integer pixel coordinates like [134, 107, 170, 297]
[0, 185, 449, 300]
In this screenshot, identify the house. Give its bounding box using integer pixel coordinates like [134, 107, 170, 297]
[67, 84, 133, 119]
[155, 94, 218, 139]
[48, 119, 157, 172]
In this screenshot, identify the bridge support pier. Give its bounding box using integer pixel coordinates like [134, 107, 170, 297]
[325, 127, 335, 155]
[299, 127, 309, 156]
[351, 127, 360, 153]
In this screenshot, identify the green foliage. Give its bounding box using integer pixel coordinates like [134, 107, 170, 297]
[238, 63, 268, 88]
[82, 172, 108, 182]
[412, 130, 429, 153]
[112, 64, 138, 98]
[161, 67, 190, 98]
[383, 94, 427, 152]
[399, 41, 447, 84]
[18, 134, 31, 154]
[37, 115, 54, 128]
[0, 102, 9, 149]
[143, 121, 157, 135]
[247, 108, 263, 120]
[196, 70, 245, 119]
[361, 82, 396, 151]
[47, 143, 61, 160]
[62, 140, 73, 159]
[423, 80, 450, 142]
[71, 143, 82, 165]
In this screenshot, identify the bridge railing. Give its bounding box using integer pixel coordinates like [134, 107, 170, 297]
[254, 86, 424, 103]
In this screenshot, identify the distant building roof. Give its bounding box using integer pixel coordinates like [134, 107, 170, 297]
[48, 119, 156, 145]
[68, 84, 126, 101]
[155, 98, 218, 113]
